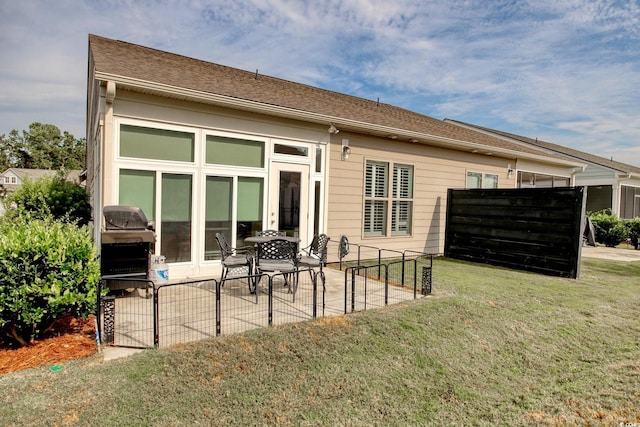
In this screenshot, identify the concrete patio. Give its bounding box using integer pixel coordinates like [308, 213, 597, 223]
[101, 264, 423, 360]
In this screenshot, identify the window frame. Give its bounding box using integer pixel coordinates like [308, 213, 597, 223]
[466, 171, 498, 189]
[363, 159, 414, 238]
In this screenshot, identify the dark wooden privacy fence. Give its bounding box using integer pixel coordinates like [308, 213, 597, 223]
[445, 187, 586, 278]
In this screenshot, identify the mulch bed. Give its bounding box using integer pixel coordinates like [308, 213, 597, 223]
[0, 315, 98, 374]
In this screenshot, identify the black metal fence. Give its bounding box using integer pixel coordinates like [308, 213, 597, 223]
[97, 268, 322, 349]
[97, 244, 434, 350]
[343, 252, 433, 313]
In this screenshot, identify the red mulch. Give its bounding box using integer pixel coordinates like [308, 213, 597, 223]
[0, 315, 98, 374]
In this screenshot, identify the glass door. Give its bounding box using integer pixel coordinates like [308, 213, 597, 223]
[270, 163, 308, 238]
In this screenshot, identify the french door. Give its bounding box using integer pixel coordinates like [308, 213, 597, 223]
[270, 162, 309, 239]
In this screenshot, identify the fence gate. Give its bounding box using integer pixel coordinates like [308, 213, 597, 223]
[98, 278, 156, 349]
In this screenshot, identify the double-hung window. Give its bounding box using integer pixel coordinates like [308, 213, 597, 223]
[392, 164, 413, 235]
[466, 171, 498, 189]
[364, 160, 414, 237]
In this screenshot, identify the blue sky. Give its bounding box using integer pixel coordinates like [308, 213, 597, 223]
[1, 0, 639, 166]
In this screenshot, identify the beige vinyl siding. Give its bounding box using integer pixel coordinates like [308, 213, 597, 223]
[327, 133, 514, 255]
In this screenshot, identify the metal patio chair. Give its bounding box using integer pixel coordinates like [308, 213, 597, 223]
[215, 233, 255, 293]
[298, 234, 330, 276]
[255, 238, 298, 295]
[297, 234, 330, 290]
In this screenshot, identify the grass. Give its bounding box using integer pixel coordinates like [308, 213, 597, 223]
[1, 256, 639, 426]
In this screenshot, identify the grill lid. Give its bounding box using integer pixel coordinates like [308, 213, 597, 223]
[103, 205, 149, 230]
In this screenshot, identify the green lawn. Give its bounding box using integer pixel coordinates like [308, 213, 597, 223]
[1, 256, 639, 426]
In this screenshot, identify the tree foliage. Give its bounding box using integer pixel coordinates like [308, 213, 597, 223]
[0, 122, 85, 171]
[4, 174, 92, 226]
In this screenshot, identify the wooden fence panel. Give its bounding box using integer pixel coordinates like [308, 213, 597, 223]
[445, 187, 586, 278]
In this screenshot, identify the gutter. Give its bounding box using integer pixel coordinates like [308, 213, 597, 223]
[96, 72, 582, 168]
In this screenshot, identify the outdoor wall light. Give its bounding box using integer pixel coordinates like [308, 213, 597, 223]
[341, 138, 351, 160]
[507, 163, 514, 178]
[328, 124, 339, 134]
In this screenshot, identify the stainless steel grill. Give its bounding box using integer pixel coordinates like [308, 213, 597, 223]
[100, 206, 155, 290]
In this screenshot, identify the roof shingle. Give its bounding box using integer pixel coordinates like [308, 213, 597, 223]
[89, 34, 573, 163]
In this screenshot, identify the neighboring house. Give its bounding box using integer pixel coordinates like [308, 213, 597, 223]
[445, 120, 640, 219]
[86, 34, 583, 280]
[0, 168, 83, 215]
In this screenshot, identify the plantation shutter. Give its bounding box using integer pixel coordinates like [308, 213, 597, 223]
[364, 161, 389, 236]
[391, 164, 413, 235]
[365, 161, 388, 198]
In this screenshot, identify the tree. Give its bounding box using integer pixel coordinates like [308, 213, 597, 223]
[0, 122, 85, 171]
[4, 174, 92, 226]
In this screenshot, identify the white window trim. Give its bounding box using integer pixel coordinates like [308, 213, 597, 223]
[466, 170, 499, 189]
[363, 159, 415, 238]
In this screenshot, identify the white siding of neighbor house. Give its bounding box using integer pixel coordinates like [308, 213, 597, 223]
[576, 164, 618, 185]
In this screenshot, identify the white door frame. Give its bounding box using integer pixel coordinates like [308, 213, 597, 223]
[269, 162, 310, 244]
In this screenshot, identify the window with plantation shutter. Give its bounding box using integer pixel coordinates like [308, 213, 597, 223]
[391, 164, 413, 235]
[364, 161, 388, 236]
[364, 161, 413, 237]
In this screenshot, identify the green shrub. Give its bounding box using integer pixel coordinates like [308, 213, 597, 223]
[3, 174, 91, 226]
[0, 216, 100, 346]
[626, 218, 640, 249]
[589, 210, 628, 247]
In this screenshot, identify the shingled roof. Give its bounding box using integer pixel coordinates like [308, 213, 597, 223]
[89, 34, 576, 164]
[446, 119, 640, 175]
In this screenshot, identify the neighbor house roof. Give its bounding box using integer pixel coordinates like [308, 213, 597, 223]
[1, 168, 83, 183]
[88, 34, 579, 166]
[445, 119, 640, 176]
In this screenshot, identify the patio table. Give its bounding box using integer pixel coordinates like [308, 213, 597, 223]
[244, 235, 301, 245]
[246, 235, 301, 294]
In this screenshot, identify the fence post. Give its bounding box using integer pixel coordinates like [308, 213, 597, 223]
[268, 275, 273, 326]
[101, 295, 115, 345]
[384, 265, 388, 306]
[413, 258, 417, 298]
[312, 271, 317, 318]
[401, 252, 406, 287]
[422, 265, 432, 295]
[377, 249, 381, 280]
[216, 280, 222, 336]
[153, 285, 159, 348]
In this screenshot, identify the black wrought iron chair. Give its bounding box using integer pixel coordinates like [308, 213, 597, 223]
[256, 229, 286, 237]
[298, 234, 330, 277]
[255, 238, 298, 295]
[215, 233, 255, 293]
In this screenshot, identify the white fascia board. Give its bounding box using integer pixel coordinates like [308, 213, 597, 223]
[96, 72, 582, 168]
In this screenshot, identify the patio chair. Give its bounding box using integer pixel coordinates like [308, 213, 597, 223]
[298, 234, 330, 277]
[215, 233, 255, 293]
[256, 229, 286, 237]
[255, 238, 298, 294]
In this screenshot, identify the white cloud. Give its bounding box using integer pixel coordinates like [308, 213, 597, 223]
[0, 0, 639, 167]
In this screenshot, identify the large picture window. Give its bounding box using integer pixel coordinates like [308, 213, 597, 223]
[119, 169, 155, 220]
[204, 176, 264, 260]
[161, 174, 192, 263]
[120, 125, 194, 162]
[364, 161, 414, 237]
[206, 135, 264, 168]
